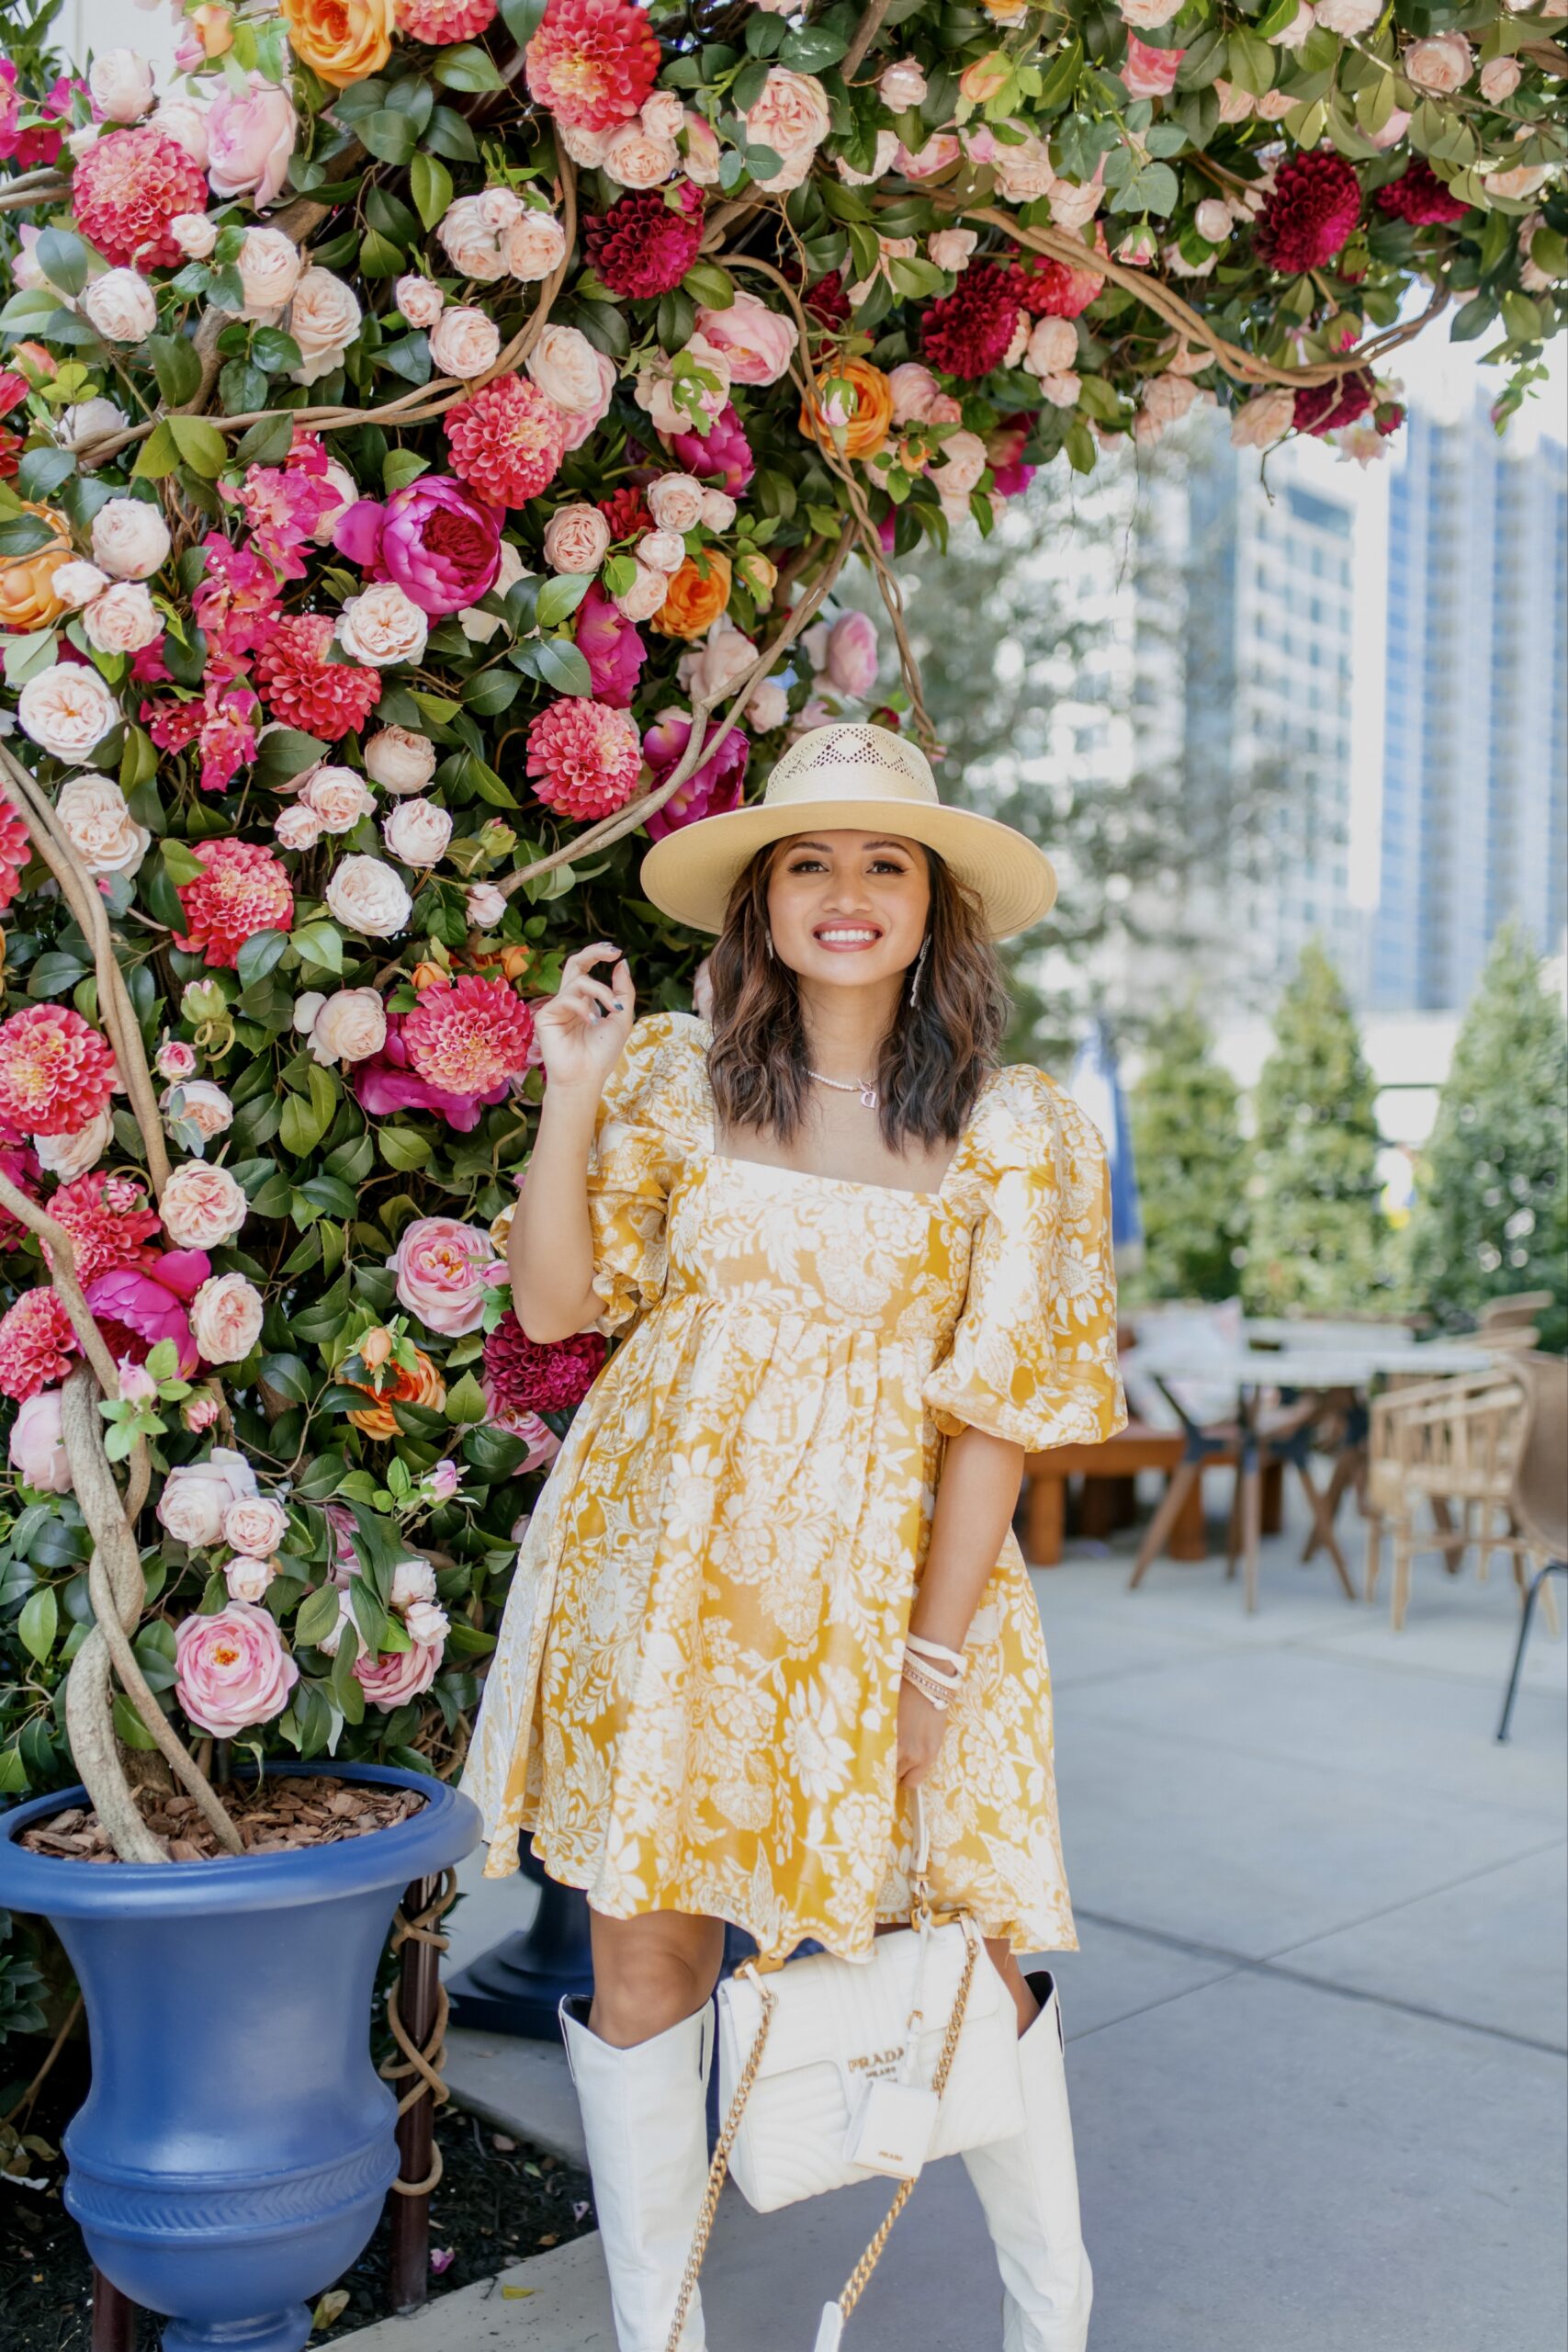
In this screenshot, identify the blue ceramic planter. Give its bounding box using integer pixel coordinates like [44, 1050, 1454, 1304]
[0, 1760, 479, 2352]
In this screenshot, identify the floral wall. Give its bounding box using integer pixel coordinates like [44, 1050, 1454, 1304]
[0, 0, 1562, 1838]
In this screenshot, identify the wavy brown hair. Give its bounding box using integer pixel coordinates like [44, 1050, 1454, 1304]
[703, 838, 1011, 1152]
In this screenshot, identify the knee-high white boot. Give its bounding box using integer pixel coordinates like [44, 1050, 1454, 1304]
[558, 1993, 715, 2352]
[961, 1972, 1093, 2352]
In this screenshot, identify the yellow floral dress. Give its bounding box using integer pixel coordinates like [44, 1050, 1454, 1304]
[461, 1010, 1125, 1962]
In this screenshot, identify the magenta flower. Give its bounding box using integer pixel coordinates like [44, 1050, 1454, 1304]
[574, 584, 647, 708]
[641, 708, 750, 841]
[333, 476, 502, 616]
[85, 1250, 211, 1377]
[666, 401, 755, 494]
[350, 1013, 511, 1133]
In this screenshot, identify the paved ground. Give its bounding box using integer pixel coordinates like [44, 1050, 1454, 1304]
[346, 1489, 1568, 2352]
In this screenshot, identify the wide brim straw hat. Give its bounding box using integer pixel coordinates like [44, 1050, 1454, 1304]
[638, 721, 1057, 942]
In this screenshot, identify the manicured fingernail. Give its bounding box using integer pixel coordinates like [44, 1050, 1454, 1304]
[613, 999, 624, 1009]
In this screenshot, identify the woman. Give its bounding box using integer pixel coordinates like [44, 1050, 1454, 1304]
[461, 721, 1125, 2351]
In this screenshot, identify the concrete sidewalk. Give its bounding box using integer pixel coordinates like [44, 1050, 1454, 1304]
[346, 1495, 1568, 2352]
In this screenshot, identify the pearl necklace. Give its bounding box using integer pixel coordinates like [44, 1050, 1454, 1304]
[807, 1069, 879, 1110]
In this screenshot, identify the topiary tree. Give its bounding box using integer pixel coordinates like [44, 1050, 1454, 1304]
[1407, 922, 1568, 1353]
[1129, 1000, 1248, 1303]
[1246, 940, 1386, 1317]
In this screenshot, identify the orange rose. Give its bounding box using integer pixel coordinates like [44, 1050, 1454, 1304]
[475, 942, 533, 982]
[280, 0, 393, 88]
[798, 359, 895, 461]
[651, 549, 734, 641]
[0, 503, 73, 635]
[345, 1345, 446, 1439]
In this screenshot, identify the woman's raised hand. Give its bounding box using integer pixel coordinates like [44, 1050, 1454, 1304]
[533, 943, 637, 1098]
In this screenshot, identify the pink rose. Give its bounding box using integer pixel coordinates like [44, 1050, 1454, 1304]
[544, 504, 612, 574]
[504, 210, 567, 281]
[190, 1269, 264, 1364]
[681, 110, 722, 185]
[163, 1078, 233, 1141]
[223, 1493, 288, 1556]
[354, 1634, 443, 1709]
[389, 1216, 502, 1337]
[395, 275, 446, 328]
[364, 727, 437, 794]
[466, 882, 507, 929]
[155, 1041, 197, 1081]
[88, 48, 154, 124]
[430, 305, 502, 381]
[224, 1555, 276, 1604]
[604, 123, 678, 187]
[1404, 33, 1472, 95]
[381, 797, 454, 867]
[694, 290, 795, 386]
[647, 473, 705, 533]
[825, 610, 879, 697]
[157, 1446, 258, 1548]
[8, 1389, 72, 1492]
[879, 58, 928, 109]
[160, 1162, 249, 1251]
[1121, 36, 1185, 99]
[302, 765, 377, 833]
[295, 986, 387, 1068]
[206, 71, 297, 209]
[175, 1600, 298, 1736]
[887, 362, 943, 424]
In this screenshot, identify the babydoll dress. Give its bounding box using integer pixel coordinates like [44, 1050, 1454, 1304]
[461, 1010, 1126, 1964]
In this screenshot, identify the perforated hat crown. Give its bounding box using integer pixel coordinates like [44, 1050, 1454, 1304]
[638, 721, 1057, 941]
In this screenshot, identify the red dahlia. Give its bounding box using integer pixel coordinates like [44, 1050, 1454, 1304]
[395, 0, 497, 39]
[804, 269, 851, 332]
[1255, 153, 1361, 276]
[254, 612, 382, 740]
[1010, 251, 1103, 321]
[1375, 162, 1470, 228]
[402, 976, 536, 1096]
[72, 127, 208, 270]
[46, 1172, 161, 1288]
[584, 183, 705, 300]
[1293, 372, 1375, 437]
[0, 1005, 118, 1137]
[597, 484, 654, 540]
[525, 0, 660, 133]
[173, 839, 295, 970]
[445, 374, 568, 509]
[0, 801, 30, 910]
[483, 1309, 604, 1425]
[526, 697, 642, 820]
[919, 265, 1024, 380]
[0, 1287, 77, 1403]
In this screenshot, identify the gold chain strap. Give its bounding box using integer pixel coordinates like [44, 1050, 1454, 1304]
[662, 1917, 980, 2352]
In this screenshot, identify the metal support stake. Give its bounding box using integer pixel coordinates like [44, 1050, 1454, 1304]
[91, 2268, 138, 2352]
[388, 1874, 442, 2312]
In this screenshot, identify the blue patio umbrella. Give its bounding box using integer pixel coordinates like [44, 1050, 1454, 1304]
[1067, 1018, 1144, 1275]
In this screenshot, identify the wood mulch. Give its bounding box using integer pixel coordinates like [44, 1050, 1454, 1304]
[18, 1778, 425, 1863]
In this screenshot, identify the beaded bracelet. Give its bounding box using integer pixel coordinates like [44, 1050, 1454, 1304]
[900, 1656, 954, 1712]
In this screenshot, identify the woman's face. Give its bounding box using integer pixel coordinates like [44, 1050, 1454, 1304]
[765, 829, 931, 989]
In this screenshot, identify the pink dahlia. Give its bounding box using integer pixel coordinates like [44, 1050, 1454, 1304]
[190, 533, 282, 669]
[1375, 161, 1470, 228]
[402, 976, 536, 1095]
[0, 1140, 39, 1254]
[527, 698, 643, 820]
[0, 1289, 77, 1402]
[1010, 249, 1104, 321]
[47, 1173, 161, 1288]
[72, 126, 209, 270]
[396, 0, 497, 40]
[351, 1012, 511, 1132]
[1293, 373, 1375, 437]
[0, 1005, 118, 1137]
[1255, 153, 1361, 276]
[333, 475, 502, 616]
[920, 266, 1024, 379]
[574, 582, 647, 707]
[641, 709, 749, 842]
[0, 801, 30, 910]
[85, 1250, 207, 1378]
[254, 612, 382, 740]
[525, 0, 660, 133]
[173, 839, 294, 970]
[584, 183, 705, 300]
[666, 401, 755, 494]
[445, 374, 568, 511]
[484, 1310, 604, 1424]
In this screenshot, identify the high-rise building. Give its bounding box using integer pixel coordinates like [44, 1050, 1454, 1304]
[1371, 401, 1568, 1011]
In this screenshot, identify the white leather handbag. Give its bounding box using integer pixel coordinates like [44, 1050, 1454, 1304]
[664, 1792, 1025, 2352]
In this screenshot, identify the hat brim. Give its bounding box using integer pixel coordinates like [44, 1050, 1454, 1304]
[638, 797, 1058, 941]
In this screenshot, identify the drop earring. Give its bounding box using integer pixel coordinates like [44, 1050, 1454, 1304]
[765, 933, 775, 960]
[908, 936, 930, 1009]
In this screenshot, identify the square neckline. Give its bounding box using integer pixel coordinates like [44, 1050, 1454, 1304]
[688, 1015, 996, 1205]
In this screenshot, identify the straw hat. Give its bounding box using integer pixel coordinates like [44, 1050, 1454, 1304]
[638, 721, 1057, 941]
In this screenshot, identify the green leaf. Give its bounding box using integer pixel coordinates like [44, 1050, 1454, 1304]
[255, 727, 329, 786]
[131, 421, 180, 481]
[232, 410, 296, 468]
[445, 1371, 488, 1425]
[499, 0, 548, 40]
[536, 573, 592, 629]
[423, 104, 480, 163]
[1255, 0, 1301, 39]
[28, 951, 90, 1000]
[360, 228, 404, 279]
[36, 229, 91, 299]
[161, 837, 209, 886]
[251, 327, 304, 375]
[236, 928, 288, 987]
[280, 1091, 329, 1158]
[114, 1694, 161, 1752]
[682, 261, 735, 311]
[433, 41, 505, 90]
[16, 447, 76, 501]
[780, 25, 848, 72]
[410, 152, 455, 232]
[359, 108, 420, 164]
[17, 1585, 58, 1664]
[290, 921, 345, 975]
[378, 1124, 433, 1171]
[295, 1583, 345, 1649]
[260, 1351, 314, 1405]
[168, 415, 228, 480]
[147, 333, 204, 406]
[534, 639, 592, 696]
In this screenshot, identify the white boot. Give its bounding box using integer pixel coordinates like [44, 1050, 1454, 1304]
[559, 1993, 716, 2352]
[961, 1971, 1093, 2352]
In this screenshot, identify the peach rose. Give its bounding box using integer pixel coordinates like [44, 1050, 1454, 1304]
[51, 560, 110, 610]
[191, 1270, 265, 1365]
[612, 560, 671, 623]
[302, 765, 377, 832]
[837, 129, 898, 188]
[224, 1555, 276, 1604]
[288, 268, 363, 386]
[275, 805, 323, 851]
[1026, 317, 1078, 377]
[0, 504, 74, 632]
[544, 504, 612, 573]
[438, 191, 517, 281]
[647, 472, 706, 533]
[236, 227, 302, 322]
[91, 496, 171, 581]
[699, 488, 737, 531]
[279, 0, 392, 89]
[161, 1161, 249, 1250]
[157, 1447, 257, 1548]
[1480, 57, 1521, 102]
[638, 528, 687, 575]
[504, 209, 568, 281]
[682, 109, 722, 185]
[55, 775, 151, 876]
[682, 621, 757, 703]
[338, 581, 428, 667]
[694, 289, 795, 386]
[1404, 33, 1472, 95]
[651, 550, 733, 640]
[17, 662, 120, 763]
[745, 67, 831, 189]
[395, 275, 445, 328]
[35, 1108, 114, 1182]
[749, 679, 789, 731]
[164, 1079, 233, 1141]
[430, 305, 501, 380]
[294, 986, 388, 1067]
[364, 726, 437, 794]
[82, 580, 162, 655]
[1314, 0, 1379, 27]
[89, 48, 155, 123]
[324, 855, 412, 938]
[527, 322, 611, 417]
[224, 1493, 288, 1555]
[604, 124, 678, 187]
[172, 213, 219, 259]
[1231, 386, 1295, 449]
[81, 268, 158, 345]
[993, 126, 1056, 204]
[635, 335, 731, 435]
[879, 58, 928, 108]
[8, 1389, 72, 1492]
[382, 797, 453, 866]
[930, 228, 978, 274]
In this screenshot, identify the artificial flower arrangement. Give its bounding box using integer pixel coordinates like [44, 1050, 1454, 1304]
[0, 0, 1562, 1842]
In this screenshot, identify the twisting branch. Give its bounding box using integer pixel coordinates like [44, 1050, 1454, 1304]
[843, 1, 896, 81]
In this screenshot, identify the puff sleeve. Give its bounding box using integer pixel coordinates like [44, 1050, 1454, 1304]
[922, 1078, 1127, 1453]
[583, 1014, 684, 1340]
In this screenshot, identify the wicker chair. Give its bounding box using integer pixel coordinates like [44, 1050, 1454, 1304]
[1496, 1353, 1568, 1740]
[1363, 1369, 1560, 1632]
